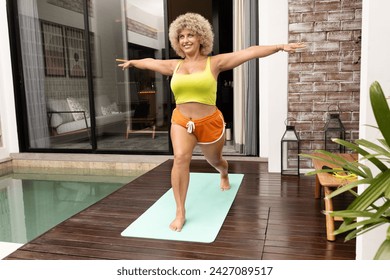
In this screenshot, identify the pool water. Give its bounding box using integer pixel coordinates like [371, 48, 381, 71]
[0, 172, 138, 244]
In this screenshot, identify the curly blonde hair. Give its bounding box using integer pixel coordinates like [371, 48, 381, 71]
[169, 13, 214, 58]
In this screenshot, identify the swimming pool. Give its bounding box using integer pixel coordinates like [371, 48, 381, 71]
[0, 171, 140, 244]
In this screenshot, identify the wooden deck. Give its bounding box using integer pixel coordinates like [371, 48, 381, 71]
[4, 160, 355, 260]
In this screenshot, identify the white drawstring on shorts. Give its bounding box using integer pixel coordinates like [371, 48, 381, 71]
[186, 120, 195, 133]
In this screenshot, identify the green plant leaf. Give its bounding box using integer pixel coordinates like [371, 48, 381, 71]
[326, 178, 372, 198]
[373, 200, 390, 219]
[378, 139, 390, 151]
[328, 209, 375, 218]
[343, 222, 387, 241]
[374, 226, 390, 260]
[374, 239, 390, 260]
[347, 170, 390, 212]
[301, 151, 370, 178]
[370, 81, 390, 147]
[355, 139, 390, 157]
[333, 138, 388, 172]
[334, 217, 386, 236]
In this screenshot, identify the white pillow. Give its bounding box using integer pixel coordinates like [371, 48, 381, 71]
[101, 102, 119, 116]
[47, 98, 74, 123]
[67, 97, 90, 121]
[50, 113, 63, 128]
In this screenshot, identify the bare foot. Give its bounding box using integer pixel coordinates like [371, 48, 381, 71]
[220, 174, 230, 191]
[169, 216, 186, 232]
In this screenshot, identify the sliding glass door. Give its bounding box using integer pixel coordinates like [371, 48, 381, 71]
[13, 0, 170, 154]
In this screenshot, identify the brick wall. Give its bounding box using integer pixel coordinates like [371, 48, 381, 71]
[287, 0, 362, 168]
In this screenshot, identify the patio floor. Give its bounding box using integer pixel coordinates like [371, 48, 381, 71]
[4, 159, 355, 260]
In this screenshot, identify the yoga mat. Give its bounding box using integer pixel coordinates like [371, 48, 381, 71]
[121, 172, 244, 243]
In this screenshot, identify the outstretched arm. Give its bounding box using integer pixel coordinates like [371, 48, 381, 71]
[213, 42, 305, 73]
[117, 58, 178, 76]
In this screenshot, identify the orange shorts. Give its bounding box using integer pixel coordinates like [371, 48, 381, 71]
[171, 108, 225, 144]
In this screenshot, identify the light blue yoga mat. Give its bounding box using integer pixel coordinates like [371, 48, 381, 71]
[121, 172, 244, 243]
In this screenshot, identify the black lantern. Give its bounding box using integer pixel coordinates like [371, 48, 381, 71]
[324, 105, 345, 153]
[281, 118, 300, 176]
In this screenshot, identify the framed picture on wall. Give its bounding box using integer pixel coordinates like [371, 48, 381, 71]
[65, 26, 86, 78]
[41, 21, 66, 77]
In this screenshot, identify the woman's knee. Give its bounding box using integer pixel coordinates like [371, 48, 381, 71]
[173, 152, 192, 166]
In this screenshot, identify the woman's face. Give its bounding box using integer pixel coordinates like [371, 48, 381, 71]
[178, 28, 201, 56]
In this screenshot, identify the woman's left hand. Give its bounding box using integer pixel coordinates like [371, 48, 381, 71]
[282, 42, 306, 54]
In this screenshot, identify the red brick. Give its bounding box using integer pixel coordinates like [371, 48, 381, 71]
[299, 92, 327, 102]
[341, 20, 362, 30]
[302, 12, 328, 22]
[313, 62, 340, 72]
[289, 63, 314, 72]
[339, 101, 360, 111]
[314, 21, 341, 32]
[313, 82, 340, 92]
[289, 22, 315, 33]
[288, 93, 301, 102]
[296, 121, 313, 130]
[312, 41, 340, 51]
[328, 10, 356, 21]
[326, 91, 353, 101]
[313, 102, 336, 112]
[300, 72, 327, 82]
[289, 2, 314, 13]
[327, 31, 353, 41]
[341, 0, 362, 9]
[327, 72, 354, 81]
[301, 51, 328, 63]
[288, 82, 314, 93]
[314, 1, 341, 12]
[289, 14, 303, 24]
[340, 41, 360, 50]
[289, 102, 313, 112]
[301, 31, 327, 42]
[340, 82, 360, 92]
[326, 51, 342, 62]
[340, 62, 361, 72]
[298, 112, 325, 121]
[355, 9, 362, 20]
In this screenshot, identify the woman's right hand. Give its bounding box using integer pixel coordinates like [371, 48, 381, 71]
[116, 59, 132, 70]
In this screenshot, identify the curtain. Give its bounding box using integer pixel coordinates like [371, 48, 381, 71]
[233, 0, 258, 155]
[18, 0, 50, 148]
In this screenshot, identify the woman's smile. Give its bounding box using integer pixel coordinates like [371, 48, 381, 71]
[179, 29, 200, 53]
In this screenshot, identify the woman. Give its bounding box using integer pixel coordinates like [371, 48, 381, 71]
[118, 13, 305, 232]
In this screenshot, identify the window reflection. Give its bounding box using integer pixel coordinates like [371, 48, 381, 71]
[115, 0, 169, 150]
[16, 0, 169, 153]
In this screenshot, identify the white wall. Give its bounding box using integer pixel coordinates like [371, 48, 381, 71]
[357, 0, 390, 260]
[0, 0, 19, 160]
[126, 4, 165, 50]
[258, 0, 289, 172]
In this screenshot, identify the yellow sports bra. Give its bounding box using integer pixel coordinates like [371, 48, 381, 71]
[170, 57, 217, 105]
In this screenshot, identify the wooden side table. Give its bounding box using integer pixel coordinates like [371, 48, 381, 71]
[311, 153, 357, 241]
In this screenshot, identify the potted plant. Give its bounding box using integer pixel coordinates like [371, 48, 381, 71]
[302, 81, 390, 260]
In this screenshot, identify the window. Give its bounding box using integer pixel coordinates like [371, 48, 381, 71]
[13, 0, 170, 154]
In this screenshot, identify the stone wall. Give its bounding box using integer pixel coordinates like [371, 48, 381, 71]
[287, 0, 362, 168]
